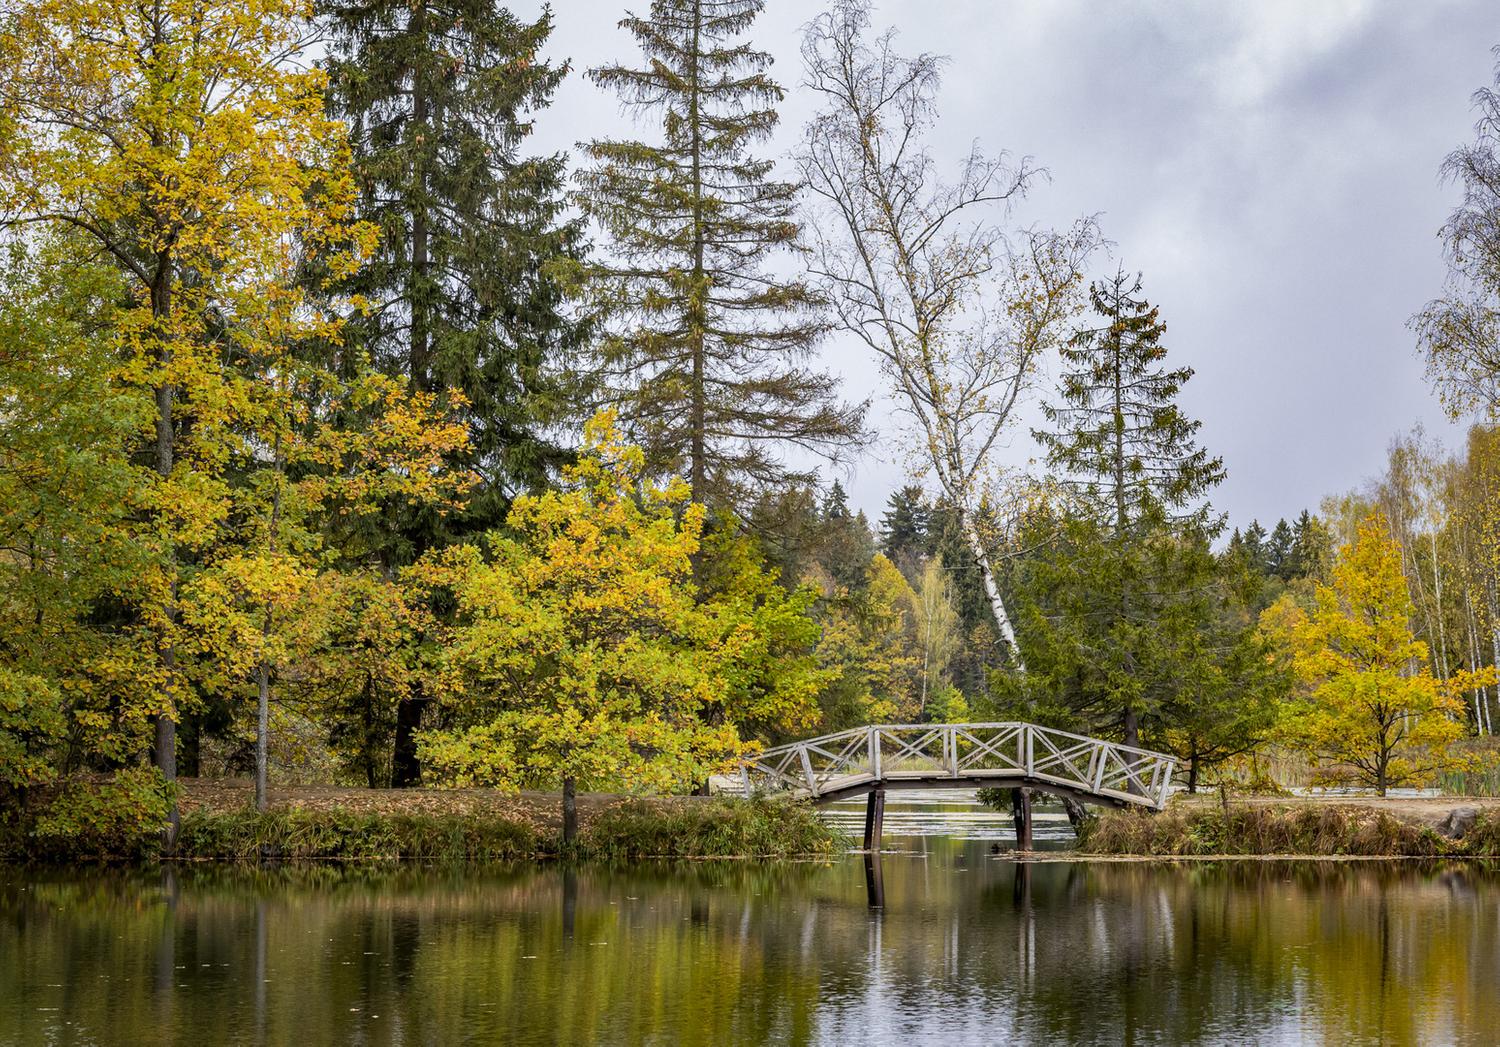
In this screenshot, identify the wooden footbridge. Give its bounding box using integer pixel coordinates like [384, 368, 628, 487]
[732, 722, 1176, 851]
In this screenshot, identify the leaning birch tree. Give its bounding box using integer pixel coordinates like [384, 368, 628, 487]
[799, 0, 1095, 670]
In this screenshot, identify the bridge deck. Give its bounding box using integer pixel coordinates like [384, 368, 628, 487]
[733, 723, 1175, 810]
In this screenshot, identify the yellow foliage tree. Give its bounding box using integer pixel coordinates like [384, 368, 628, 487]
[0, 0, 478, 829]
[811, 554, 924, 729]
[1265, 516, 1493, 794]
[410, 413, 824, 842]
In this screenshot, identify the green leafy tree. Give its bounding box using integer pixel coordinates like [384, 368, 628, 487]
[577, 0, 863, 509]
[411, 413, 824, 842]
[0, 238, 152, 800]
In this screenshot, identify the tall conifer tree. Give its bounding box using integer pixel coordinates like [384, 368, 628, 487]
[1017, 270, 1227, 750]
[325, 0, 586, 536]
[324, 0, 587, 784]
[578, 0, 863, 509]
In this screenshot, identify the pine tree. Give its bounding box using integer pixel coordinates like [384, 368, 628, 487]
[324, 0, 587, 532]
[879, 486, 932, 570]
[1026, 269, 1225, 749]
[1267, 519, 1295, 580]
[577, 0, 862, 509]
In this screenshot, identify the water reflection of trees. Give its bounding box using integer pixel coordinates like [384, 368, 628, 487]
[4, 857, 1500, 1045]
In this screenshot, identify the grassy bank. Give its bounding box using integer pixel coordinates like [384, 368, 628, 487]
[1079, 802, 1500, 857]
[2, 788, 844, 864]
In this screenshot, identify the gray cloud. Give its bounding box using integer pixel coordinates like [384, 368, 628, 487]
[529, 0, 1498, 525]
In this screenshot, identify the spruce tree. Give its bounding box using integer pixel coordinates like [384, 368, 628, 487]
[323, 1, 587, 784]
[1267, 518, 1295, 580]
[1024, 269, 1226, 750]
[1038, 269, 1223, 534]
[577, 0, 863, 509]
[325, 0, 586, 533]
[879, 486, 932, 569]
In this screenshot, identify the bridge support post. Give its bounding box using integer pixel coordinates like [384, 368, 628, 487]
[863, 787, 886, 851]
[864, 851, 885, 909]
[1010, 787, 1033, 852]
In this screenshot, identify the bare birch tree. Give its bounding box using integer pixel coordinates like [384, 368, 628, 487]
[799, 0, 1096, 670]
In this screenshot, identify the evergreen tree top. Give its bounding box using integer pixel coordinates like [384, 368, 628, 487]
[1037, 267, 1224, 531]
[576, 0, 862, 508]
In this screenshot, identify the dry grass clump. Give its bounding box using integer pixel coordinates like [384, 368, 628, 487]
[178, 809, 541, 862]
[575, 797, 844, 859]
[1080, 803, 1446, 857]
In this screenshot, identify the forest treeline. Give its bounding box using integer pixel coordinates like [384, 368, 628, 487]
[4, 0, 1500, 848]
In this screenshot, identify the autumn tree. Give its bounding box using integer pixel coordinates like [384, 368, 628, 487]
[1267, 517, 1490, 795]
[810, 554, 922, 729]
[578, 0, 863, 510]
[411, 413, 824, 843]
[0, 0, 373, 838]
[800, 0, 1095, 668]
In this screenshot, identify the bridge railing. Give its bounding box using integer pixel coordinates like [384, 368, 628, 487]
[736, 722, 1175, 810]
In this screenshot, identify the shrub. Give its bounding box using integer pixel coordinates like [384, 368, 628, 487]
[1079, 803, 1446, 857]
[27, 767, 174, 860]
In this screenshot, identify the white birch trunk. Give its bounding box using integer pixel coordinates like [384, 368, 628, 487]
[962, 517, 1025, 673]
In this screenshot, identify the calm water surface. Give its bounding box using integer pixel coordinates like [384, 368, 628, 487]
[3, 791, 1498, 1045]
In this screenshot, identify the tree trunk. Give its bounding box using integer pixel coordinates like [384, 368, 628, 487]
[1187, 752, 1199, 794]
[1059, 794, 1090, 836]
[179, 714, 200, 779]
[408, 0, 432, 393]
[561, 776, 578, 847]
[687, 0, 707, 517]
[391, 696, 424, 787]
[960, 517, 1025, 671]
[254, 663, 270, 813]
[151, 272, 179, 851]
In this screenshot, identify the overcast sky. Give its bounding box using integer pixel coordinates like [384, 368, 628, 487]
[521, 0, 1498, 528]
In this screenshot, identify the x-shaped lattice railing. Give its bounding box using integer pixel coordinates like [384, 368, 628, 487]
[737, 722, 1175, 810]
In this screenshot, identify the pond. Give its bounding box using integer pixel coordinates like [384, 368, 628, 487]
[3, 791, 1498, 1045]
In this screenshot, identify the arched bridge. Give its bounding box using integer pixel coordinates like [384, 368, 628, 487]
[733, 722, 1175, 813]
